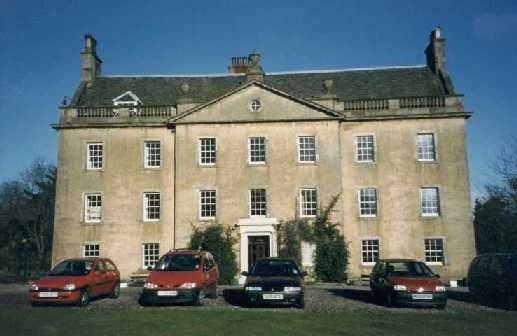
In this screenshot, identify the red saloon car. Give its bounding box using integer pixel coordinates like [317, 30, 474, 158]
[369, 259, 447, 308]
[139, 249, 219, 306]
[29, 257, 120, 306]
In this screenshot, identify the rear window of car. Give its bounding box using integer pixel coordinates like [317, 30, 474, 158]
[154, 254, 201, 271]
[49, 260, 93, 276]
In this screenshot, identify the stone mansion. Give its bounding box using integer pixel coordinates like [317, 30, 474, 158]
[52, 28, 475, 281]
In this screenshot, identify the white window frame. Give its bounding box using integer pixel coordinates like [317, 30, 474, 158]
[358, 187, 378, 217]
[355, 135, 375, 163]
[360, 238, 380, 266]
[424, 237, 446, 266]
[420, 187, 440, 217]
[144, 140, 161, 168]
[297, 135, 316, 163]
[86, 142, 104, 170]
[249, 98, 263, 112]
[198, 137, 217, 166]
[416, 132, 437, 162]
[199, 189, 217, 220]
[248, 137, 266, 164]
[249, 188, 267, 217]
[84, 192, 102, 223]
[142, 242, 160, 269]
[82, 243, 100, 257]
[299, 188, 318, 218]
[143, 192, 161, 222]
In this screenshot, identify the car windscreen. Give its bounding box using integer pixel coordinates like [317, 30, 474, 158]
[250, 260, 301, 277]
[154, 254, 201, 272]
[386, 261, 435, 277]
[48, 260, 93, 276]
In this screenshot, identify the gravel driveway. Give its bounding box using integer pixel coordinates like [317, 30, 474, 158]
[1, 283, 511, 313]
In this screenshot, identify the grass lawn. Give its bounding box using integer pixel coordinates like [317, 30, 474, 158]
[1, 307, 516, 336]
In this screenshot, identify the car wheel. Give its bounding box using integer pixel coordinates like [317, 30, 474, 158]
[384, 291, 393, 308]
[194, 290, 205, 306]
[138, 296, 150, 307]
[296, 297, 305, 309]
[78, 288, 90, 307]
[30, 301, 41, 307]
[207, 284, 217, 299]
[109, 282, 120, 299]
[437, 302, 447, 310]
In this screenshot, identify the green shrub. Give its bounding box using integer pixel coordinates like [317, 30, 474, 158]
[188, 224, 238, 285]
[277, 219, 312, 265]
[314, 236, 348, 282]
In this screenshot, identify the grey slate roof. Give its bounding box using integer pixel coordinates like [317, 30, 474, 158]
[70, 66, 449, 107]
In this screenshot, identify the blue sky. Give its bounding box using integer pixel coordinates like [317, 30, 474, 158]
[1, 0, 516, 200]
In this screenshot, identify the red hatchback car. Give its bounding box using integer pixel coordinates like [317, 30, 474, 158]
[29, 257, 120, 306]
[139, 250, 219, 306]
[370, 259, 447, 308]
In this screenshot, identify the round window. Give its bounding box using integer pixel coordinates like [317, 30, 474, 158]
[249, 98, 262, 112]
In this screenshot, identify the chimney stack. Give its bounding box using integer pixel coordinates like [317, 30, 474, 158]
[228, 52, 265, 82]
[80, 34, 102, 82]
[425, 27, 454, 94]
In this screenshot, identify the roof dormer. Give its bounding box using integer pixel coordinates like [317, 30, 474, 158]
[112, 91, 142, 106]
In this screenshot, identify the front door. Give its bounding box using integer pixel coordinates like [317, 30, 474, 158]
[248, 235, 270, 271]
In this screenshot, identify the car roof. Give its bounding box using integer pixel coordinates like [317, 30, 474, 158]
[379, 258, 419, 263]
[163, 249, 207, 256]
[255, 257, 297, 263]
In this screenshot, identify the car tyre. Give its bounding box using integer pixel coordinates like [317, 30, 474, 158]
[384, 291, 393, 308]
[78, 288, 90, 307]
[437, 302, 447, 310]
[207, 283, 217, 299]
[194, 290, 205, 306]
[138, 296, 150, 307]
[109, 282, 120, 299]
[296, 297, 305, 309]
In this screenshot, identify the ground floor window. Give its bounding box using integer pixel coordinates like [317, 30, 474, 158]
[142, 243, 160, 269]
[424, 238, 445, 265]
[361, 239, 379, 265]
[83, 243, 100, 257]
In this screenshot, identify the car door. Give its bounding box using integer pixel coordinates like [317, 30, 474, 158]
[207, 253, 219, 284]
[104, 259, 119, 290]
[90, 260, 108, 296]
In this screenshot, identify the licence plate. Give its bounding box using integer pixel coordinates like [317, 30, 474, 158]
[157, 290, 178, 297]
[262, 293, 283, 300]
[412, 293, 433, 300]
[39, 292, 58, 298]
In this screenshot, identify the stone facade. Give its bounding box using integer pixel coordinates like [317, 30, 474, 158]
[52, 29, 475, 281]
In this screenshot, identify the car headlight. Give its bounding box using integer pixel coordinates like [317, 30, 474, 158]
[245, 286, 262, 291]
[435, 285, 446, 292]
[29, 283, 38, 291]
[393, 284, 407, 291]
[179, 282, 197, 289]
[63, 284, 76, 291]
[144, 282, 158, 289]
[284, 286, 302, 292]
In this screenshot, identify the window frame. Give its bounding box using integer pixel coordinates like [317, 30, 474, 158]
[143, 191, 161, 222]
[144, 140, 161, 168]
[416, 132, 437, 162]
[420, 187, 440, 217]
[248, 136, 266, 165]
[249, 98, 263, 112]
[84, 192, 102, 223]
[86, 142, 104, 170]
[142, 242, 160, 269]
[297, 135, 317, 164]
[199, 189, 217, 220]
[424, 237, 446, 266]
[360, 238, 380, 266]
[82, 243, 100, 257]
[198, 137, 217, 166]
[355, 134, 375, 163]
[249, 188, 267, 217]
[358, 187, 378, 218]
[299, 188, 318, 218]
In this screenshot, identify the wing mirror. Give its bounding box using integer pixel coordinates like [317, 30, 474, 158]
[241, 271, 249, 276]
[301, 271, 308, 278]
[147, 266, 153, 271]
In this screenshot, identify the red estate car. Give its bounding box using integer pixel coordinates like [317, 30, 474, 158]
[139, 250, 219, 306]
[370, 259, 447, 308]
[29, 257, 120, 306]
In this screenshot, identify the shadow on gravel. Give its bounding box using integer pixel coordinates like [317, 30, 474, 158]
[446, 290, 476, 304]
[327, 288, 384, 306]
[222, 288, 247, 307]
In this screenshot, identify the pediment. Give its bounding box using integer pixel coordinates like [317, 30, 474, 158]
[112, 91, 142, 105]
[170, 82, 340, 124]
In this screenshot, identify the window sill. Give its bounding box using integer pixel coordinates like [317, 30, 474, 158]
[416, 160, 439, 164]
[297, 162, 318, 166]
[143, 166, 161, 170]
[248, 162, 266, 167]
[143, 220, 161, 224]
[83, 221, 102, 225]
[198, 164, 217, 168]
[199, 217, 216, 221]
[425, 262, 444, 266]
[421, 215, 440, 220]
[86, 168, 104, 172]
[360, 262, 376, 267]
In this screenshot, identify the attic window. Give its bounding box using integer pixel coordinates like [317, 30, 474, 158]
[112, 91, 142, 106]
[249, 98, 262, 112]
